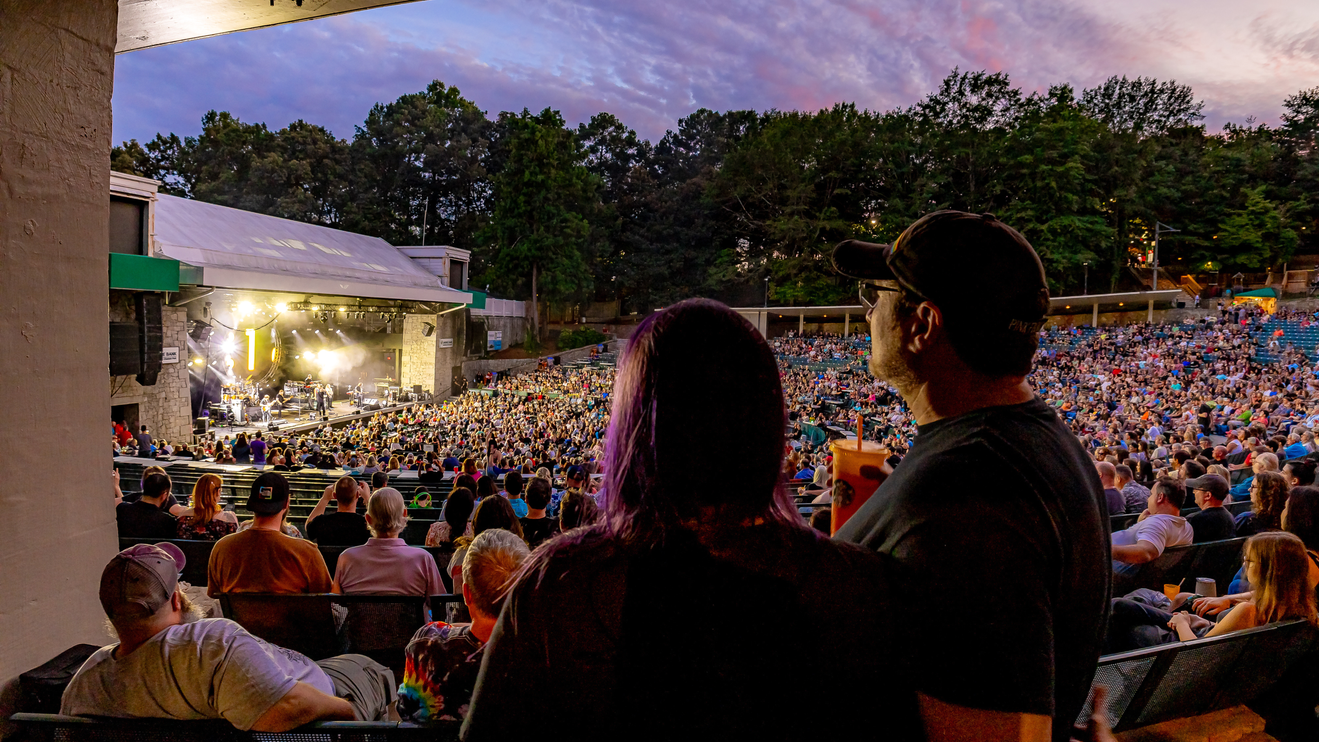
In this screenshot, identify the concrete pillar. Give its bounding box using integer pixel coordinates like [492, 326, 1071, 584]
[1148, 299, 1154, 323]
[0, 0, 121, 679]
[432, 310, 466, 398]
[844, 313, 850, 337]
[1092, 302, 1099, 328]
[798, 314, 804, 334]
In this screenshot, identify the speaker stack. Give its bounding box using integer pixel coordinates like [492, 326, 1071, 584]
[136, 293, 163, 386]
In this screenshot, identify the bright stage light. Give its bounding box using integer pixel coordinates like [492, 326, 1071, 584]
[236, 301, 255, 318]
[339, 306, 347, 312]
[192, 358, 203, 365]
[220, 337, 237, 353]
[275, 303, 288, 313]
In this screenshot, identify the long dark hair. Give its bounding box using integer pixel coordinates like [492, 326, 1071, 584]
[601, 298, 797, 544]
[444, 487, 476, 537]
[1286, 486, 1319, 551]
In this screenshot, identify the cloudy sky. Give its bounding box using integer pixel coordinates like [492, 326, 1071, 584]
[112, 0, 1319, 145]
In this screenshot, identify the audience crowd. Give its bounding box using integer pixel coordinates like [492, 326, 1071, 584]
[81, 290, 1319, 740]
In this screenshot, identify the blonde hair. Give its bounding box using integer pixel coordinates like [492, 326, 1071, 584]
[388, 456, 401, 471]
[366, 487, 408, 537]
[1208, 464, 1230, 481]
[190, 474, 224, 519]
[1247, 532, 1318, 626]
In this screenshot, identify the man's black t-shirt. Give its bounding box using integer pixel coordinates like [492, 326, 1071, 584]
[463, 524, 920, 742]
[837, 396, 1111, 741]
[1187, 506, 1236, 543]
[306, 511, 370, 546]
[519, 516, 561, 549]
[116, 500, 178, 539]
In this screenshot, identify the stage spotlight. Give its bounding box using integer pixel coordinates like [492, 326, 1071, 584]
[339, 306, 347, 312]
[275, 302, 288, 313]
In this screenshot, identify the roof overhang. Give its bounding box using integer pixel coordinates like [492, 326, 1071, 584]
[1050, 290, 1189, 312]
[732, 305, 866, 317]
[116, 0, 429, 53]
[181, 264, 471, 304]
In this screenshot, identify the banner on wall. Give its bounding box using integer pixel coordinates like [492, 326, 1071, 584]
[487, 330, 503, 351]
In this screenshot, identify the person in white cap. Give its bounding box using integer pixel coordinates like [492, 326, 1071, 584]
[61, 542, 395, 731]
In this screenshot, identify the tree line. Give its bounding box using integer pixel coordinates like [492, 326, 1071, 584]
[112, 70, 1319, 331]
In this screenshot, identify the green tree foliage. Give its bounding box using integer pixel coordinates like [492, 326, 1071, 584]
[478, 108, 600, 338]
[113, 73, 1319, 316]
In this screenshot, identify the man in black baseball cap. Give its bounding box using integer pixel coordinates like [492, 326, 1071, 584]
[832, 211, 1111, 742]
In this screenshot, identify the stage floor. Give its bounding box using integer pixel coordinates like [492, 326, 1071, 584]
[204, 401, 419, 438]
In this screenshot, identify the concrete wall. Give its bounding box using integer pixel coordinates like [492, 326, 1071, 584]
[462, 338, 625, 382]
[109, 297, 193, 444]
[400, 314, 436, 394]
[432, 310, 465, 398]
[0, 0, 120, 683]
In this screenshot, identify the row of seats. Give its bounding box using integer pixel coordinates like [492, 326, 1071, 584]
[118, 538, 456, 592]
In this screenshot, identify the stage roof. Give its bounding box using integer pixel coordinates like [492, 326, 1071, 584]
[1049, 290, 1189, 310]
[116, 0, 427, 53]
[154, 194, 472, 305]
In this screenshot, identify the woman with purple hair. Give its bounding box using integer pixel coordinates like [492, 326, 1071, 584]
[462, 299, 918, 742]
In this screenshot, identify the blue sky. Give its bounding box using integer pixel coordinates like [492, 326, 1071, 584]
[112, 0, 1319, 145]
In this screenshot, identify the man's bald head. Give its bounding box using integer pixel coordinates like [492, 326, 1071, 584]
[1095, 461, 1116, 487]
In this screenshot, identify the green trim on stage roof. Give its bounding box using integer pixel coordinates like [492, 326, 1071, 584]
[468, 290, 487, 310]
[110, 253, 180, 292]
[1235, 288, 1278, 298]
[178, 262, 205, 285]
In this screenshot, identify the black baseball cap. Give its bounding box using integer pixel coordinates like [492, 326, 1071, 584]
[248, 471, 291, 515]
[1185, 474, 1229, 500]
[833, 211, 1050, 372]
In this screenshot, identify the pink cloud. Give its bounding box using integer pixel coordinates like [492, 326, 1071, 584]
[111, 0, 1312, 146]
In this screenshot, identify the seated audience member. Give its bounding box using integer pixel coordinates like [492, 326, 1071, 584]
[333, 488, 444, 596]
[1284, 433, 1309, 461]
[1107, 532, 1318, 653]
[1230, 451, 1279, 499]
[123, 465, 186, 515]
[809, 508, 831, 533]
[1284, 459, 1317, 488]
[61, 543, 396, 729]
[1236, 470, 1289, 538]
[176, 473, 238, 541]
[371, 470, 389, 492]
[306, 476, 371, 546]
[558, 490, 600, 531]
[1095, 461, 1125, 515]
[1112, 477, 1193, 575]
[398, 530, 530, 723]
[1184, 474, 1235, 543]
[503, 471, 528, 518]
[448, 497, 524, 623]
[208, 473, 332, 598]
[1200, 485, 1319, 605]
[117, 472, 178, 539]
[427, 487, 476, 547]
[519, 476, 560, 549]
[462, 299, 918, 742]
[1116, 465, 1150, 514]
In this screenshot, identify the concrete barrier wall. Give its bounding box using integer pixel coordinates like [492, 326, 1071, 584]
[461, 338, 626, 382]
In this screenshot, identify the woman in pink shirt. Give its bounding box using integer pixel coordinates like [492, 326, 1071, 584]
[332, 488, 445, 597]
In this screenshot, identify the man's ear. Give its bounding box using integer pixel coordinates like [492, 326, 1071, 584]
[907, 302, 944, 354]
[171, 590, 183, 612]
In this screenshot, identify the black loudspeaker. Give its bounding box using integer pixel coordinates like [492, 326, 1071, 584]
[422, 322, 436, 337]
[267, 422, 281, 432]
[136, 293, 163, 386]
[193, 418, 208, 435]
[109, 322, 141, 376]
[189, 321, 213, 342]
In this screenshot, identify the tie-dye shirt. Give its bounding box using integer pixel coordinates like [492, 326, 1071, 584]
[397, 622, 484, 723]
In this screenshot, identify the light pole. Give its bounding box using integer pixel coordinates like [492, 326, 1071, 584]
[1153, 222, 1180, 290]
[1083, 262, 1089, 295]
[764, 276, 769, 308]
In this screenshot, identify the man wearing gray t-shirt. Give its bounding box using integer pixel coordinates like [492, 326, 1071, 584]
[61, 543, 396, 731]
